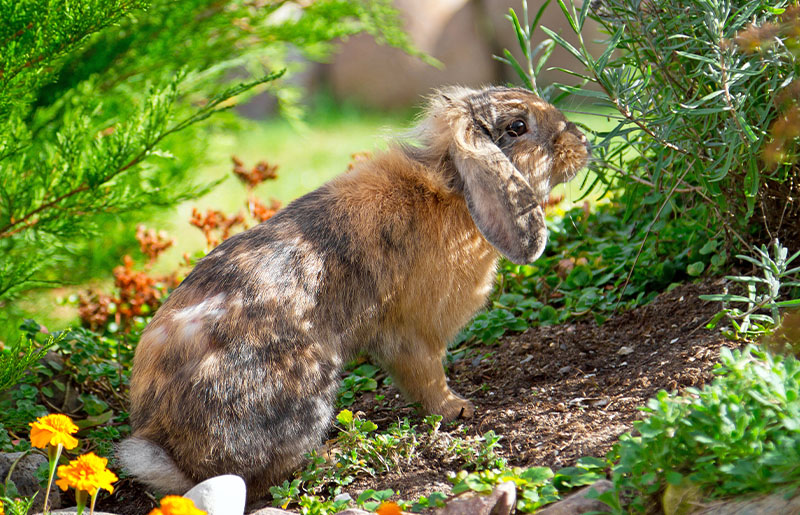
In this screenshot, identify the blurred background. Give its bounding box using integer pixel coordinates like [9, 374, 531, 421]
[244, 0, 601, 113]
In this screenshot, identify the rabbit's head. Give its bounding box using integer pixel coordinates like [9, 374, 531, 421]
[407, 86, 590, 265]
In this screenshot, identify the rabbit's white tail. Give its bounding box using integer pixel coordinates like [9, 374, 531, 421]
[117, 436, 195, 494]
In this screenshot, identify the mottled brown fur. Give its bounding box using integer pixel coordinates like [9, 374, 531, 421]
[119, 86, 590, 499]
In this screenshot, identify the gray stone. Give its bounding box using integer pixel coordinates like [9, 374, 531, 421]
[247, 508, 294, 515]
[537, 480, 613, 515]
[184, 474, 247, 515]
[437, 480, 516, 515]
[0, 451, 61, 511]
[333, 510, 372, 515]
[333, 492, 353, 504]
[46, 510, 117, 515]
[696, 491, 800, 514]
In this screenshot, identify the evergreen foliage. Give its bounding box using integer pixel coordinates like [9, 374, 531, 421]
[0, 0, 414, 331]
[540, 0, 799, 251]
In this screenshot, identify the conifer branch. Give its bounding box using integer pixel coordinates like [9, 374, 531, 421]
[0, 72, 283, 240]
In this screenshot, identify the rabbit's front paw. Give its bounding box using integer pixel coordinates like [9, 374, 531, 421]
[433, 393, 475, 422]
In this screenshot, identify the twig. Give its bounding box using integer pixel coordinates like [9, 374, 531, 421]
[613, 160, 696, 314]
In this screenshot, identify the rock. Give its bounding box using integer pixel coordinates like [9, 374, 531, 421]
[0, 451, 61, 511]
[696, 491, 800, 514]
[183, 474, 246, 515]
[247, 508, 294, 515]
[333, 510, 372, 515]
[436, 480, 516, 515]
[537, 480, 613, 514]
[47, 510, 117, 515]
[663, 480, 703, 515]
[333, 493, 353, 504]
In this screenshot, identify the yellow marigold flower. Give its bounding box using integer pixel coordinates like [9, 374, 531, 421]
[55, 452, 118, 496]
[376, 501, 402, 515]
[29, 413, 79, 450]
[148, 496, 207, 515]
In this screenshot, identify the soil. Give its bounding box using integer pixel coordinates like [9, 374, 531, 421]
[98, 278, 742, 514]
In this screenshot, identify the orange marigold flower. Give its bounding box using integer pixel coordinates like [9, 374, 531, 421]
[376, 501, 402, 515]
[29, 414, 79, 450]
[55, 452, 118, 496]
[148, 496, 207, 515]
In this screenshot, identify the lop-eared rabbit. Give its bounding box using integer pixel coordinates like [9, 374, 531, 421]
[119, 86, 590, 499]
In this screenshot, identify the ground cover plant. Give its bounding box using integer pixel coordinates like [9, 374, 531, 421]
[2, 0, 800, 513]
[604, 343, 800, 513]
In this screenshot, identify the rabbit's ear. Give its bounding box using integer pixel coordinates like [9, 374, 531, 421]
[451, 114, 546, 265]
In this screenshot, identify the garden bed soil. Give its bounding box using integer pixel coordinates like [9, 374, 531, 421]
[99, 278, 741, 514]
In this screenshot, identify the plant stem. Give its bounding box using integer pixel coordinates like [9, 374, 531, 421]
[43, 443, 63, 514]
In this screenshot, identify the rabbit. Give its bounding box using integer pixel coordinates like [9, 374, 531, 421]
[118, 86, 591, 499]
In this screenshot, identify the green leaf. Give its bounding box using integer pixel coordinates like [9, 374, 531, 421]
[556, 0, 578, 34]
[538, 305, 559, 324]
[75, 410, 114, 430]
[540, 26, 585, 65]
[699, 240, 719, 255]
[520, 466, 555, 484]
[567, 265, 593, 287]
[577, 456, 607, 469]
[357, 489, 376, 504]
[531, 0, 553, 35]
[360, 420, 378, 432]
[666, 471, 684, 485]
[687, 262, 705, 277]
[499, 49, 534, 91]
[553, 83, 608, 99]
[577, 0, 591, 32]
[337, 409, 354, 425]
[509, 8, 529, 61]
[596, 26, 624, 71]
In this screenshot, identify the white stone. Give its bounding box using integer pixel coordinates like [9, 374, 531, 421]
[333, 492, 353, 504]
[183, 474, 246, 515]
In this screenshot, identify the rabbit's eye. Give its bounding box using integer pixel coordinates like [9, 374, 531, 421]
[506, 120, 527, 137]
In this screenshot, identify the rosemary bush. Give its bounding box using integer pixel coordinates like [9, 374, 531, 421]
[539, 0, 799, 252]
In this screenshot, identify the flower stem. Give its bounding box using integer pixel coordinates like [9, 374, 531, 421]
[75, 489, 88, 515]
[43, 443, 63, 514]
